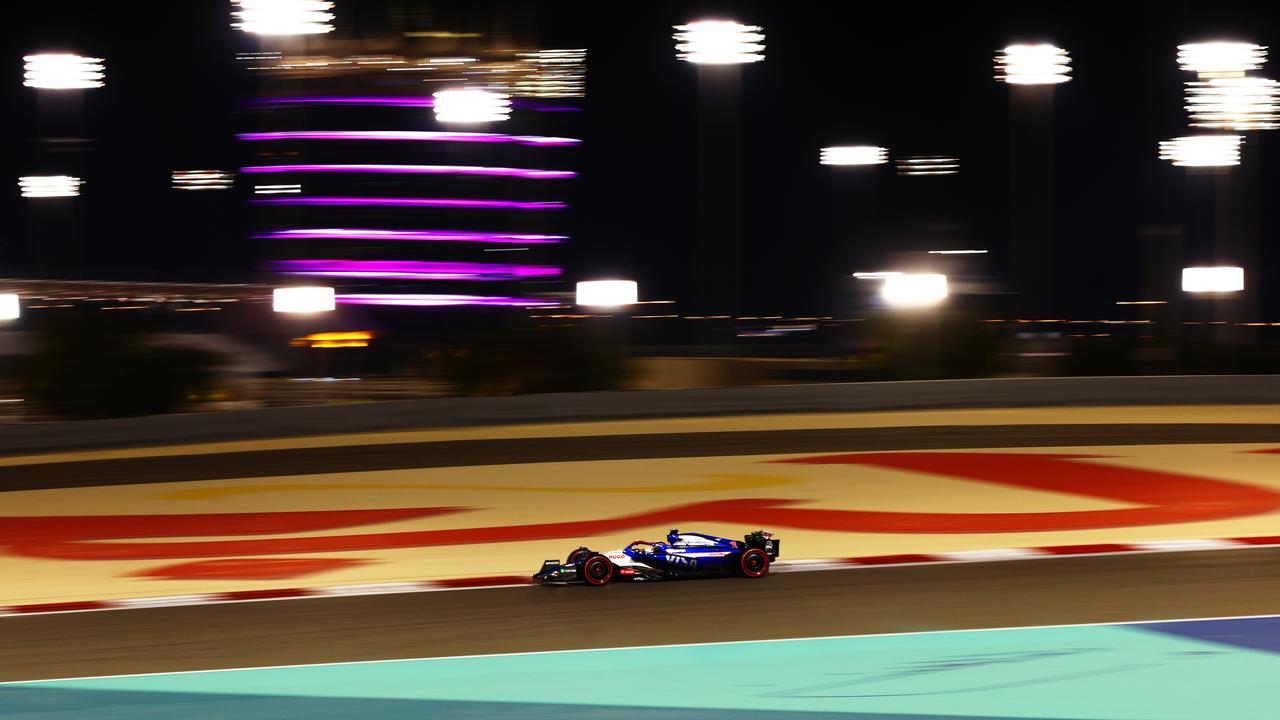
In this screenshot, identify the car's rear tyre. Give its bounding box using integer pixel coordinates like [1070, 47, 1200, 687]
[581, 554, 614, 586]
[566, 547, 591, 564]
[739, 548, 770, 578]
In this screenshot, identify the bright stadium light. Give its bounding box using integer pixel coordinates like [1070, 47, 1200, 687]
[0, 294, 19, 320]
[576, 280, 638, 308]
[1158, 135, 1243, 167]
[19, 175, 81, 198]
[515, 49, 587, 98]
[254, 183, 301, 194]
[273, 286, 335, 313]
[1178, 42, 1267, 77]
[1185, 77, 1279, 130]
[172, 170, 233, 191]
[820, 146, 888, 166]
[23, 54, 104, 89]
[674, 21, 765, 65]
[1182, 266, 1244, 293]
[881, 273, 948, 308]
[231, 0, 334, 35]
[432, 88, 512, 124]
[995, 44, 1071, 85]
[897, 155, 960, 176]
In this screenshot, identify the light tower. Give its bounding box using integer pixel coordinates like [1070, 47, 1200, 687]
[996, 44, 1070, 320]
[22, 53, 104, 278]
[1177, 41, 1275, 327]
[675, 20, 765, 318]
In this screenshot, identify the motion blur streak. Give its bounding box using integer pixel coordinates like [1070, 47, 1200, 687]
[256, 229, 566, 244]
[18, 176, 81, 198]
[1178, 42, 1268, 76]
[251, 197, 566, 210]
[240, 164, 576, 179]
[22, 53, 104, 89]
[231, 0, 334, 36]
[432, 88, 512, 124]
[237, 130, 580, 146]
[674, 21, 766, 65]
[995, 44, 1072, 84]
[271, 259, 561, 281]
[1159, 135, 1244, 166]
[161, 473, 795, 500]
[248, 96, 582, 111]
[337, 294, 557, 308]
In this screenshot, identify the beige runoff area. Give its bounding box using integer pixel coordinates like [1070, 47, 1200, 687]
[4, 440, 1280, 606]
[0, 404, 1277, 468]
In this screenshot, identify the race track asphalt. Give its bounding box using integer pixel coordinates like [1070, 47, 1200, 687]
[4, 421, 1280, 683]
[5, 547, 1280, 682]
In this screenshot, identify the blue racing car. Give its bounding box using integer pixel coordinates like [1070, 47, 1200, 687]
[532, 529, 780, 586]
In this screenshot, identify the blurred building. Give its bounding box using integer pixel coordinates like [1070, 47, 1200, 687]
[234, 8, 584, 317]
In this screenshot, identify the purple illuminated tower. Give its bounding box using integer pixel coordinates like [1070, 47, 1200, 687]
[237, 17, 584, 311]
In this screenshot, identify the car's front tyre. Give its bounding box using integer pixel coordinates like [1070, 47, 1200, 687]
[581, 554, 614, 586]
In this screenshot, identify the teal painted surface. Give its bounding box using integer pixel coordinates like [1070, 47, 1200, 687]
[6, 618, 1280, 719]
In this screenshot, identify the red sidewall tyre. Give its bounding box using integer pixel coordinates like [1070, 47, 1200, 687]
[582, 554, 613, 586]
[566, 548, 590, 564]
[740, 548, 770, 578]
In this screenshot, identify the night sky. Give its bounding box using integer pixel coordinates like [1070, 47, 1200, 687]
[5, 1, 1280, 317]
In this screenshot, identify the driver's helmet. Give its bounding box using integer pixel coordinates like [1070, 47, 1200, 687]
[667, 528, 681, 545]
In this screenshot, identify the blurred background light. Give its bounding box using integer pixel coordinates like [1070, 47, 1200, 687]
[23, 54, 104, 89]
[241, 164, 575, 179]
[674, 21, 765, 65]
[432, 89, 512, 124]
[1158, 135, 1243, 166]
[272, 286, 335, 313]
[881, 273, 949, 307]
[231, 0, 334, 36]
[0, 294, 19, 321]
[995, 44, 1072, 84]
[576, 280, 639, 307]
[19, 175, 81, 198]
[251, 197, 566, 210]
[1182, 266, 1244, 293]
[257, 228, 566, 244]
[852, 271, 903, 279]
[290, 332, 373, 349]
[1178, 42, 1267, 77]
[514, 49, 587, 98]
[172, 170, 233, 191]
[927, 249, 987, 254]
[238, 130, 578, 145]
[253, 183, 301, 194]
[272, 259, 561, 281]
[1185, 77, 1279, 130]
[896, 155, 960, 176]
[337, 294, 555, 307]
[820, 146, 889, 166]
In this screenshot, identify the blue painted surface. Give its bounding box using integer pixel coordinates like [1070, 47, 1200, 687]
[4, 616, 1279, 720]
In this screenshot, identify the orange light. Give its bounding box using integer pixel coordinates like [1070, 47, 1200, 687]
[309, 340, 369, 348]
[290, 331, 373, 348]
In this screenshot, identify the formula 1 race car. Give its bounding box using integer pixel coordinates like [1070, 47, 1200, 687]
[532, 529, 780, 585]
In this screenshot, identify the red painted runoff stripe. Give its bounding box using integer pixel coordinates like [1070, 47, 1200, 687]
[432, 575, 530, 588]
[1038, 543, 1135, 555]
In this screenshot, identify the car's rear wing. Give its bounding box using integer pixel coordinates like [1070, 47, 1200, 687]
[744, 531, 780, 560]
